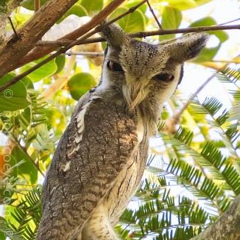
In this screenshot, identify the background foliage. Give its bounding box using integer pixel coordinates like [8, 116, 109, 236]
[0, 0, 240, 239]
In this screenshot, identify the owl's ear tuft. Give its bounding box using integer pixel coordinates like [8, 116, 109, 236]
[182, 33, 209, 60]
[100, 23, 129, 49]
[161, 33, 209, 63]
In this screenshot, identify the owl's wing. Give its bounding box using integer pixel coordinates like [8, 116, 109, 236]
[36, 92, 138, 240]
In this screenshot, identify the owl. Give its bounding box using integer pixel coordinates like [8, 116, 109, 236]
[36, 23, 207, 240]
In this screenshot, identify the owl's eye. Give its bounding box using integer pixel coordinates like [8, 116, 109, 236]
[107, 60, 123, 72]
[154, 73, 174, 82]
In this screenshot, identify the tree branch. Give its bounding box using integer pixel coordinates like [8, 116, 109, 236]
[146, 0, 162, 29]
[34, 0, 41, 12]
[8, 17, 18, 38]
[36, 23, 240, 48]
[0, 0, 79, 78]
[65, 51, 104, 57]
[0, 0, 127, 93]
[190, 195, 240, 240]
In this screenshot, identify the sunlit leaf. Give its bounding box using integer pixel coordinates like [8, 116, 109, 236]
[81, 0, 103, 14]
[110, 7, 146, 33]
[61, 4, 87, 20]
[122, 0, 147, 14]
[68, 72, 96, 100]
[160, 6, 182, 40]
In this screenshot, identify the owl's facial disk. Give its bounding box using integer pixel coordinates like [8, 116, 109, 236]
[101, 24, 208, 110]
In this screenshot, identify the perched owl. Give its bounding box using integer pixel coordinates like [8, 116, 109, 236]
[36, 23, 207, 240]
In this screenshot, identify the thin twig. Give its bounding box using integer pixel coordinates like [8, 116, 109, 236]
[130, 24, 240, 37]
[65, 51, 104, 57]
[34, 0, 41, 12]
[8, 17, 18, 38]
[146, 0, 162, 29]
[219, 17, 240, 26]
[37, 39, 72, 47]
[37, 23, 240, 48]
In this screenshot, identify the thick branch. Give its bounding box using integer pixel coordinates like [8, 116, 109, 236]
[190, 195, 240, 240]
[0, 0, 79, 78]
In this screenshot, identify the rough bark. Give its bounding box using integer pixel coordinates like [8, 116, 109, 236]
[191, 195, 240, 240]
[0, 0, 78, 78]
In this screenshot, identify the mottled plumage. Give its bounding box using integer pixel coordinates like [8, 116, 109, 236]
[36, 24, 207, 240]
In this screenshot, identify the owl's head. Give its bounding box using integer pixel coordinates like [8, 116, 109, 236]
[100, 23, 208, 111]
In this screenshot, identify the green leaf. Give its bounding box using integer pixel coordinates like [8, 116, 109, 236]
[124, 1, 147, 14]
[55, 55, 66, 74]
[81, 0, 103, 14]
[68, 72, 96, 100]
[110, 8, 146, 33]
[168, 0, 197, 10]
[61, 4, 87, 20]
[0, 74, 30, 112]
[20, 57, 58, 82]
[21, 0, 49, 10]
[160, 6, 182, 40]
